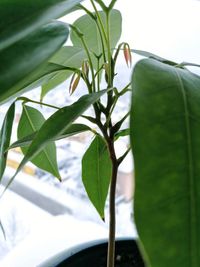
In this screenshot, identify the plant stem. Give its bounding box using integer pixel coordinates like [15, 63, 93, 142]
[108, 0, 118, 10]
[106, 93, 118, 126]
[106, 11, 112, 87]
[113, 42, 124, 64]
[106, 139, 118, 267]
[80, 37, 96, 92]
[81, 3, 121, 267]
[118, 83, 131, 96]
[97, 57, 100, 92]
[90, 0, 108, 45]
[69, 24, 96, 93]
[118, 147, 131, 166]
[80, 3, 107, 62]
[93, 0, 107, 12]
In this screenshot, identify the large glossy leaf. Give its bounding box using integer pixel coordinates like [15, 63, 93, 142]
[0, 103, 15, 181]
[41, 46, 86, 100]
[0, 0, 82, 50]
[10, 123, 91, 149]
[6, 91, 106, 188]
[82, 135, 112, 218]
[0, 63, 68, 104]
[18, 105, 60, 179]
[0, 22, 69, 104]
[130, 58, 200, 267]
[70, 9, 122, 56]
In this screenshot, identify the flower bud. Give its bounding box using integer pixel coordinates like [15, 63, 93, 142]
[82, 60, 89, 77]
[123, 43, 132, 67]
[69, 72, 81, 95]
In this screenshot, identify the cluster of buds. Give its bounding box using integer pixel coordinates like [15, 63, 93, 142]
[69, 60, 90, 95]
[123, 43, 132, 68]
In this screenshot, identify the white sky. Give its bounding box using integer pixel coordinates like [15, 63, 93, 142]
[64, 0, 200, 64]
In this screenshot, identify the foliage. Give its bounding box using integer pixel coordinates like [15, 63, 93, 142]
[0, 22, 69, 104]
[0, 1, 199, 267]
[0, 103, 15, 180]
[82, 135, 112, 219]
[131, 58, 200, 267]
[18, 105, 60, 179]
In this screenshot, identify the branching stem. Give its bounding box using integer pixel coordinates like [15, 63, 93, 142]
[108, 0, 118, 10]
[93, 0, 107, 12]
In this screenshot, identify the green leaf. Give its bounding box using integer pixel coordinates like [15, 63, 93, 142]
[82, 135, 112, 218]
[0, 103, 15, 181]
[41, 46, 86, 100]
[131, 49, 178, 66]
[114, 128, 130, 140]
[130, 58, 200, 267]
[70, 9, 122, 56]
[6, 91, 106, 189]
[1, 63, 69, 105]
[18, 105, 60, 179]
[0, 0, 82, 50]
[0, 22, 69, 104]
[49, 46, 86, 66]
[10, 123, 91, 149]
[131, 49, 167, 61]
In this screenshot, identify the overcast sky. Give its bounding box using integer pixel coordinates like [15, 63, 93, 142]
[64, 0, 200, 65]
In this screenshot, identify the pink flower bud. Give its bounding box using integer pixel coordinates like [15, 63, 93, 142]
[123, 43, 132, 67]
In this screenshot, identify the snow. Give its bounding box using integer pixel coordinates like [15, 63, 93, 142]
[0, 187, 51, 261]
[0, 183, 136, 267]
[0, 213, 108, 267]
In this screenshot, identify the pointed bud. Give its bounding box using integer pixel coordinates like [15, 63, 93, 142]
[69, 73, 76, 94]
[82, 60, 89, 77]
[123, 43, 132, 67]
[69, 72, 81, 95]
